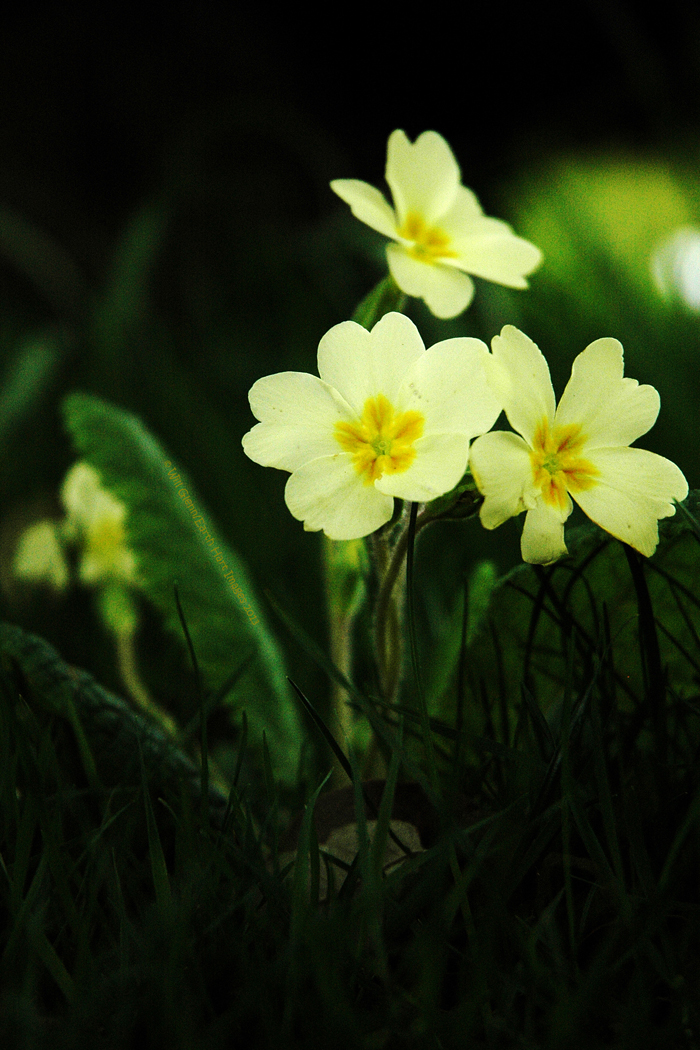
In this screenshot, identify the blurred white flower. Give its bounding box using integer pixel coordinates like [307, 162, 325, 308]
[651, 226, 700, 311]
[242, 312, 501, 540]
[331, 130, 542, 319]
[469, 326, 688, 564]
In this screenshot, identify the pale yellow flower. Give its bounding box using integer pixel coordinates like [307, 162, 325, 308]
[242, 312, 501, 540]
[61, 462, 137, 584]
[331, 130, 542, 319]
[469, 326, 688, 564]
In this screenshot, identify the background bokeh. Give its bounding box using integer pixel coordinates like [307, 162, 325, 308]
[2, 1, 700, 718]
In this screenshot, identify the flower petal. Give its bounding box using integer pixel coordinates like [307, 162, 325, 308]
[329, 178, 398, 240]
[14, 520, 69, 589]
[317, 314, 425, 415]
[437, 184, 484, 233]
[397, 338, 501, 438]
[386, 130, 460, 224]
[375, 432, 471, 502]
[571, 446, 688, 556]
[554, 338, 660, 449]
[62, 462, 107, 527]
[386, 244, 474, 318]
[243, 372, 351, 471]
[448, 219, 543, 287]
[489, 326, 556, 444]
[469, 430, 536, 529]
[284, 456, 394, 540]
[521, 502, 569, 564]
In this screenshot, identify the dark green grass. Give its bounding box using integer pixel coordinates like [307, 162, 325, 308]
[3, 523, 700, 1049]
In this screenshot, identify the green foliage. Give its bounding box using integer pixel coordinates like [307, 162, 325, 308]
[466, 492, 700, 750]
[4, 553, 700, 1046]
[62, 390, 303, 785]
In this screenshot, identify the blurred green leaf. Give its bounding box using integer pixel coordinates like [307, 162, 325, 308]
[62, 390, 303, 785]
[91, 203, 167, 354]
[0, 332, 64, 444]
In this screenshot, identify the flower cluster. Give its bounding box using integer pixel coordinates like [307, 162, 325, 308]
[242, 312, 501, 540]
[331, 130, 542, 319]
[241, 130, 688, 564]
[243, 315, 687, 559]
[14, 462, 137, 588]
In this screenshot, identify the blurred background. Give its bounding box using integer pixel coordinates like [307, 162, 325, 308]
[2, 0, 700, 717]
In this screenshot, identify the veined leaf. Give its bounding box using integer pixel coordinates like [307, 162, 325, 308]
[62, 391, 302, 784]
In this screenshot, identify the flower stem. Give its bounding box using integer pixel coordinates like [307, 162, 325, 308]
[352, 274, 406, 330]
[115, 628, 178, 740]
[372, 504, 439, 703]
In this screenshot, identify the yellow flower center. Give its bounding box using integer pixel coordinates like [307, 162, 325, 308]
[397, 210, 458, 263]
[530, 419, 600, 511]
[335, 394, 425, 485]
[85, 511, 134, 580]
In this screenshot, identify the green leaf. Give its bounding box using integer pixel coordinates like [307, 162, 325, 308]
[351, 274, 405, 330]
[62, 391, 302, 785]
[0, 620, 230, 823]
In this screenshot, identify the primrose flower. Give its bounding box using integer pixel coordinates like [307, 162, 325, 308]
[242, 312, 501, 540]
[331, 130, 542, 319]
[61, 462, 137, 584]
[469, 326, 688, 564]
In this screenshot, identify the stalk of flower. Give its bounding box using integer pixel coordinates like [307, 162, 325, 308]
[331, 130, 542, 319]
[60, 463, 180, 735]
[242, 311, 502, 705]
[14, 462, 178, 738]
[469, 326, 689, 564]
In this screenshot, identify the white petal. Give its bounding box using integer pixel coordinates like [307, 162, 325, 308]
[437, 184, 484, 232]
[448, 224, 543, 287]
[14, 520, 69, 589]
[490, 326, 556, 444]
[317, 314, 425, 415]
[521, 502, 569, 564]
[243, 372, 351, 471]
[62, 462, 107, 526]
[329, 178, 398, 240]
[284, 456, 394, 540]
[554, 338, 660, 449]
[397, 339, 501, 438]
[571, 447, 688, 556]
[387, 244, 474, 318]
[385, 130, 460, 224]
[375, 432, 471, 502]
[469, 430, 536, 529]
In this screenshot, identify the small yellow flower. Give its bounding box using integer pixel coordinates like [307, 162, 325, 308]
[331, 130, 542, 319]
[469, 326, 688, 563]
[242, 312, 501, 540]
[61, 462, 137, 584]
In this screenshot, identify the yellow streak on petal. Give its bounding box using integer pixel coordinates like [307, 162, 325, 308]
[530, 419, 600, 511]
[335, 393, 424, 486]
[396, 210, 458, 262]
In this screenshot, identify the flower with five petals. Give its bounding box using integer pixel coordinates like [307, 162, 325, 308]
[331, 130, 542, 319]
[242, 312, 501, 540]
[469, 326, 688, 564]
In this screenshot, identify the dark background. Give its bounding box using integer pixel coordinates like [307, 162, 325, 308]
[2, 3, 698, 238]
